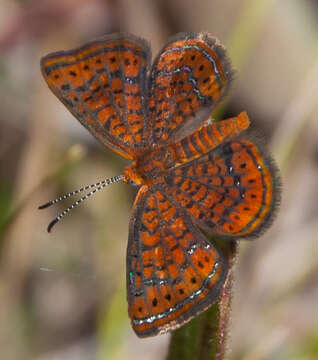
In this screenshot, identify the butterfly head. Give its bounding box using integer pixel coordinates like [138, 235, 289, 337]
[123, 161, 145, 186]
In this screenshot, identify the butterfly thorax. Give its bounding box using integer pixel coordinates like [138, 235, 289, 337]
[123, 146, 176, 186]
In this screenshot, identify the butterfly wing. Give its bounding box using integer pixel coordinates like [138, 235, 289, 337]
[127, 185, 228, 337]
[41, 33, 151, 159]
[165, 128, 280, 238]
[146, 32, 233, 145]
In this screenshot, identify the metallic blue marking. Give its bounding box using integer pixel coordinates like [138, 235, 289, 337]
[158, 279, 168, 285]
[163, 45, 222, 88]
[129, 271, 134, 285]
[192, 86, 204, 100]
[184, 45, 220, 78]
[144, 279, 155, 286]
[187, 243, 198, 255]
[140, 278, 169, 287]
[158, 65, 191, 76]
[133, 261, 219, 326]
[157, 67, 205, 102]
[188, 77, 204, 99]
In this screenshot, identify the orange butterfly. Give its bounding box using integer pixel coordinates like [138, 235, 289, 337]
[40, 33, 280, 337]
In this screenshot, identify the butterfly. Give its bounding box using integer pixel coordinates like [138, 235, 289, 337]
[40, 32, 280, 337]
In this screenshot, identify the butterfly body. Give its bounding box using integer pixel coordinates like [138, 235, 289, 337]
[41, 32, 280, 337]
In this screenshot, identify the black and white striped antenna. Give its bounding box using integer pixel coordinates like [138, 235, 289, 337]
[39, 175, 124, 233]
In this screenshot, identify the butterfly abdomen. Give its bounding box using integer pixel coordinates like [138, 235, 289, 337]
[169, 111, 250, 164]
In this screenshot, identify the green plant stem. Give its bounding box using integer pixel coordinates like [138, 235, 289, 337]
[166, 241, 237, 360]
[98, 278, 128, 360]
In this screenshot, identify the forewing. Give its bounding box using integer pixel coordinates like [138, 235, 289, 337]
[147, 32, 233, 145]
[127, 186, 227, 337]
[41, 33, 151, 159]
[166, 139, 280, 238]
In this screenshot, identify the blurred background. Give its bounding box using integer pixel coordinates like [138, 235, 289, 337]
[0, 0, 318, 359]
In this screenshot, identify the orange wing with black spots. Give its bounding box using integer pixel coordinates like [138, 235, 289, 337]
[127, 185, 227, 337]
[41, 33, 151, 159]
[147, 32, 233, 144]
[166, 136, 280, 239]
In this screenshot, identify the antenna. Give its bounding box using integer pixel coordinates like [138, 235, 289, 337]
[39, 175, 124, 233]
